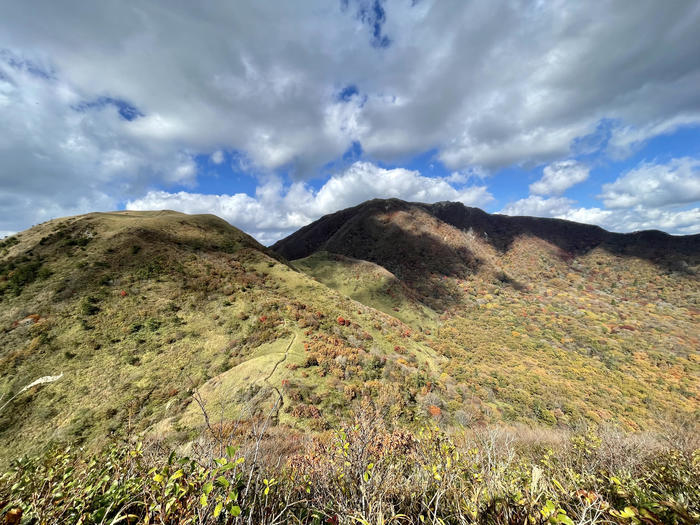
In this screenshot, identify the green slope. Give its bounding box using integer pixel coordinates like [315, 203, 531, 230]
[0, 211, 441, 465]
[1, 209, 698, 467]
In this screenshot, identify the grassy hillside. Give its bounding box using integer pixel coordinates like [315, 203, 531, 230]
[1, 206, 698, 468]
[0, 206, 698, 523]
[0, 211, 446, 465]
[293, 251, 438, 329]
[275, 200, 699, 429]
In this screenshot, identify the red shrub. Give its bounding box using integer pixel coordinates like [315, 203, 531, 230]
[428, 405, 442, 418]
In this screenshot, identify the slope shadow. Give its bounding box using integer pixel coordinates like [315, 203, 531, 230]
[424, 201, 700, 272]
[273, 198, 700, 275]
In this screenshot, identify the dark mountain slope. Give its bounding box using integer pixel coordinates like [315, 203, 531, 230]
[426, 200, 700, 259]
[273, 199, 699, 307]
[273, 198, 700, 262]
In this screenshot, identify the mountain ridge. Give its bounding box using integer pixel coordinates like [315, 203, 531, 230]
[272, 199, 698, 313]
[272, 198, 700, 261]
[1, 205, 698, 467]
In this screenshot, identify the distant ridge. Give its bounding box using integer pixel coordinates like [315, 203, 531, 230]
[272, 198, 700, 262]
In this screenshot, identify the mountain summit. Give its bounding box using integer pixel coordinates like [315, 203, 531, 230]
[273, 198, 699, 309]
[273, 198, 699, 262]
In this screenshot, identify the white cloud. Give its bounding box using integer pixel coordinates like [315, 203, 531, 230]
[1, 1, 700, 235]
[211, 150, 224, 164]
[599, 157, 700, 209]
[126, 161, 494, 244]
[445, 172, 470, 185]
[530, 160, 589, 195]
[500, 156, 700, 234]
[500, 195, 700, 235]
[313, 162, 493, 212]
[499, 196, 576, 218]
[0, 56, 199, 233]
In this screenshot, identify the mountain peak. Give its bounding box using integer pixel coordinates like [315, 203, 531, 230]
[272, 198, 699, 309]
[274, 198, 699, 260]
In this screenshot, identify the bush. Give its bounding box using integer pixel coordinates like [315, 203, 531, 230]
[2, 414, 697, 525]
[3, 260, 42, 296]
[80, 296, 101, 316]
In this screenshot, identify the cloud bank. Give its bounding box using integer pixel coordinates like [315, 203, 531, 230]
[501, 158, 700, 235]
[127, 162, 493, 244]
[1, 0, 699, 238]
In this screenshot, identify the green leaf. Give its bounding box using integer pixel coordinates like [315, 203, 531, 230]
[551, 478, 564, 492]
[203, 481, 213, 495]
[226, 445, 236, 458]
[200, 493, 208, 507]
[215, 476, 230, 489]
[230, 505, 241, 517]
[541, 500, 556, 518]
[169, 469, 183, 482]
[556, 513, 574, 525]
[213, 502, 223, 518]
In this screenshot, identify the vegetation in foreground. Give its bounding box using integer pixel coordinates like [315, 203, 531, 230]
[1, 403, 698, 525]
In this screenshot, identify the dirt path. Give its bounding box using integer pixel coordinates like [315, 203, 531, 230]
[263, 330, 296, 384]
[261, 325, 296, 419]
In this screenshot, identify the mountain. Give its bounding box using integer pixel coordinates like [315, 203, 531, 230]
[273, 198, 699, 309]
[0, 210, 449, 464]
[274, 198, 699, 426]
[273, 198, 700, 260]
[1, 204, 698, 466]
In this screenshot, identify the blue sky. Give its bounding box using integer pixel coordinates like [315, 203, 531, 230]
[1, 1, 699, 243]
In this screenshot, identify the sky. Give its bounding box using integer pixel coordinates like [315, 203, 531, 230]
[1, 1, 699, 245]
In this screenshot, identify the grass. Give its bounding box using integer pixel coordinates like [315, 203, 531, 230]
[294, 251, 438, 331]
[0, 212, 444, 465]
[0, 209, 697, 476]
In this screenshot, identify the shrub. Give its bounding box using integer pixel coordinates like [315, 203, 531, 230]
[80, 296, 101, 316]
[1, 418, 698, 524]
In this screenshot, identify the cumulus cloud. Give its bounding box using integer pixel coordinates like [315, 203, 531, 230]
[211, 150, 224, 164]
[126, 161, 494, 244]
[500, 196, 700, 235]
[1, 1, 699, 235]
[530, 161, 589, 196]
[599, 157, 700, 208]
[499, 196, 576, 218]
[501, 158, 700, 234]
[0, 54, 197, 234]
